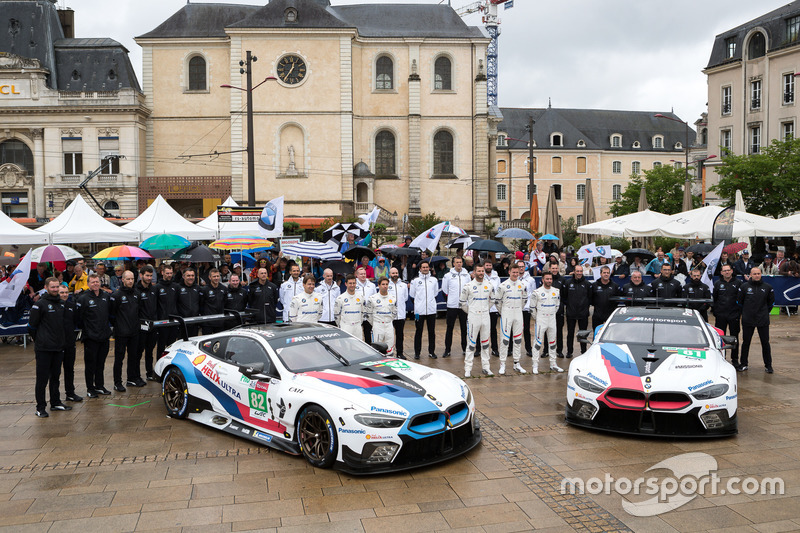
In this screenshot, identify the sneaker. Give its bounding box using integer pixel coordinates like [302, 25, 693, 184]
[51, 404, 72, 411]
[65, 393, 83, 402]
[514, 363, 527, 374]
[499, 363, 506, 375]
[97, 387, 112, 395]
[146, 373, 156, 381]
[132, 379, 147, 387]
[442, 352, 451, 358]
[86, 390, 98, 399]
[35, 409, 49, 418]
[114, 384, 126, 392]
[736, 365, 748, 372]
[481, 369, 494, 377]
[414, 354, 420, 360]
[550, 364, 564, 373]
[765, 367, 774, 374]
[428, 353, 437, 359]
[464, 371, 471, 378]
[532, 366, 539, 375]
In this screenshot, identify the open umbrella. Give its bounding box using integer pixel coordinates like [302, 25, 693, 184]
[723, 242, 749, 255]
[230, 252, 257, 268]
[282, 241, 342, 260]
[209, 236, 274, 251]
[467, 239, 510, 254]
[343, 245, 375, 261]
[623, 248, 655, 262]
[445, 235, 477, 249]
[27, 245, 82, 264]
[496, 227, 535, 240]
[321, 260, 353, 276]
[140, 234, 191, 259]
[385, 246, 421, 257]
[172, 244, 221, 263]
[378, 244, 398, 251]
[93, 245, 153, 261]
[428, 256, 449, 265]
[686, 243, 716, 256]
[323, 223, 369, 245]
[539, 233, 560, 241]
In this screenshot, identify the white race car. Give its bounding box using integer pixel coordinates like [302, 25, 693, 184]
[154, 322, 480, 473]
[565, 306, 738, 437]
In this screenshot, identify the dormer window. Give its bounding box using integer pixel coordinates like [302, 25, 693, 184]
[551, 133, 563, 147]
[653, 135, 664, 148]
[675, 142, 683, 150]
[577, 139, 585, 147]
[611, 134, 622, 148]
[285, 8, 298, 23]
[632, 141, 641, 149]
[497, 133, 507, 147]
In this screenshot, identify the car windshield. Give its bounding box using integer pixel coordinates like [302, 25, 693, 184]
[268, 331, 381, 373]
[600, 320, 709, 348]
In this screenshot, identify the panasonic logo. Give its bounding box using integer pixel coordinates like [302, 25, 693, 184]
[586, 373, 608, 387]
[688, 379, 713, 392]
[370, 406, 408, 417]
[338, 428, 366, 434]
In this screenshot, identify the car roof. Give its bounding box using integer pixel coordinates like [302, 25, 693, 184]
[609, 306, 702, 323]
[233, 322, 339, 341]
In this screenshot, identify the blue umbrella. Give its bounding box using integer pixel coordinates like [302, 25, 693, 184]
[230, 252, 256, 267]
[539, 233, 560, 241]
[496, 227, 535, 240]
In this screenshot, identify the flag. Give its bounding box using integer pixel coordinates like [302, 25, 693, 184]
[701, 242, 724, 293]
[442, 221, 467, 236]
[712, 205, 735, 246]
[358, 205, 380, 230]
[258, 196, 284, 238]
[578, 242, 613, 262]
[0, 250, 32, 308]
[410, 222, 446, 253]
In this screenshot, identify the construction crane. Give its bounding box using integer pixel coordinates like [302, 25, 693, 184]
[455, 0, 512, 106]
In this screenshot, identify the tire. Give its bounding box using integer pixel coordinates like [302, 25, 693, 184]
[162, 367, 190, 419]
[297, 405, 337, 468]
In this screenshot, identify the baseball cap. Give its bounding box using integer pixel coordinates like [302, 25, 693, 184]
[378, 257, 385, 262]
[233, 263, 242, 269]
[742, 250, 750, 255]
[765, 254, 772, 259]
[678, 247, 685, 251]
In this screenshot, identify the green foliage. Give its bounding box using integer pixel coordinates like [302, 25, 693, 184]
[561, 216, 579, 249]
[370, 223, 388, 246]
[608, 165, 701, 217]
[711, 137, 800, 217]
[595, 237, 631, 252]
[407, 213, 443, 237]
[283, 221, 300, 234]
[654, 237, 679, 252]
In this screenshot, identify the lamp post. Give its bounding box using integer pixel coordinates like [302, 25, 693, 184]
[221, 51, 277, 207]
[654, 113, 691, 200]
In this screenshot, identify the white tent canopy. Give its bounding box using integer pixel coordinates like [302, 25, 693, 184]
[0, 210, 48, 245]
[767, 213, 800, 236]
[577, 209, 670, 238]
[625, 205, 782, 239]
[123, 195, 216, 240]
[38, 195, 138, 244]
[198, 196, 262, 239]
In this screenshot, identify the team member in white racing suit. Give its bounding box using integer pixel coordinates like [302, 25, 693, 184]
[334, 275, 365, 339]
[531, 272, 564, 374]
[280, 264, 303, 322]
[288, 275, 323, 323]
[366, 277, 397, 356]
[460, 263, 496, 378]
[495, 263, 528, 375]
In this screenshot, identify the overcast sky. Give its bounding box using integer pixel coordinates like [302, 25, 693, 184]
[66, 0, 788, 124]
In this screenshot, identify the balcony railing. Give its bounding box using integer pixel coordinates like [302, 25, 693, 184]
[61, 174, 81, 184]
[98, 174, 118, 184]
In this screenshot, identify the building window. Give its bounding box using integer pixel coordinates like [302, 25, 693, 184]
[526, 156, 537, 174]
[62, 138, 83, 175]
[1, 192, 28, 218]
[788, 16, 800, 43]
[376, 55, 393, 90]
[783, 121, 795, 139]
[553, 184, 562, 200]
[103, 200, 120, 216]
[188, 55, 206, 91]
[751, 79, 761, 110]
[577, 139, 586, 147]
[748, 32, 766, 59]
[674, 162, 683, 169]
[653, 161, 662, 168]
[722, 86, 732, 115]
[576, 183, 585, 201]
[612, 184, 622, 201]
[721, 129, 732, 150]
[784, 73, 795, 104]
[551, 156, 562, 173]
[576, 214, 583, 226]
[611, 134, 622, 147]
[632, 161, 641, 175]
[675, 142, 683, 150]
[0, 139, 33, 175]
[633, 141, 641, 148]
[496, 183, 507, 201]
[577, 156, 586, 173]
[433, 130, 454, 175]
[375, 130, 395, 176]
[551, 133, 562, 146]
[725, 37, 736, 58]
[701, 128, 708, 145]
[497, 134, 507, 147]
[497, 159, 507, 173]
[526, 183, 536, 200]
[750, 125, 761, 154]
[653, 135, 663, 148]
[434, 56, 452, 91]
[612, 160, 621, 174]
[499, 210, 507, 221]
[99, 137, 120, 175]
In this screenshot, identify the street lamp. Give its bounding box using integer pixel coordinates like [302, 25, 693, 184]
[221, 50, 277, 207]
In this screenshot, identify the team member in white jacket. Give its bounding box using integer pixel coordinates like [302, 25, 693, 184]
[387, 268, 409, 359]
[530, 272, 564, 374]
[477, 261, 501, 357]
[288, 275, 323, 322]
[442, 257, 471, 358]
[495, 264, 528, 375]
[334, 275, 365, 339]
[461, 263, 496, 377]
[314, 268, 340, 325]
[366, 277, 397, 356]
[409, 261, 439, 359]
[519, 260, 537, 357]
[355, 266, 377, 341]
[279, 264, 302, 322]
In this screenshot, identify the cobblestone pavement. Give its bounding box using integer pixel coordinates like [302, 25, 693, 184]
[1, 314, 798, 532]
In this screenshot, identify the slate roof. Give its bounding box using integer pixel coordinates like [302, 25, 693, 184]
[706, 0, 800, 69]
[0, 1, 64, 88]
[497, 107, 694, 152]
[137, 3, 261, 39]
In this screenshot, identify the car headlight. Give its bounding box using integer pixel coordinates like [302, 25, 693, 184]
[354, 414, 406, 428]
[462, 383, 473, 405]
[691, 383, 729, 400]
[574, 375, 606, 394]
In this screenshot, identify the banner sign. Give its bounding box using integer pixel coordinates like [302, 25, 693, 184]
[712, 205, 735, 245]
[217, 206, 261, 222]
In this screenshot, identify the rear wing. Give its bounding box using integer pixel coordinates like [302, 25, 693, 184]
[141, 309, 256, 341]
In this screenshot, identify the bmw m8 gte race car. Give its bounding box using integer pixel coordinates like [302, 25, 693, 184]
[154, 322, 480, 473]
[566, 306, 738, 437]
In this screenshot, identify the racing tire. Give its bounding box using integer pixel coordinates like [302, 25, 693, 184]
[297, 405, 337, 468]
[162, 367, 190, 419]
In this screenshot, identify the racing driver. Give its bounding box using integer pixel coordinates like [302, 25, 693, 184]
[531, 272, 564, 374]
[288, 274, 323, 323]
[495, 263, 527, 375]
[366, 277, 397, 356]
[334, 274, 365, 339]
[460, 262, 496, 378]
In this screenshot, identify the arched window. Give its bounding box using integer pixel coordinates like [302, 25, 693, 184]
[611, 134, 622, 148]
[632, 161, 641, 175]
[551, 156, 562, 173]
[375, 130, 395, 176]
[433, 130, 454, 175]
[577, 156, 587, 173]
[576, 183, 586, 201]
[496, 183, 507, 201]
[0, 139, 33, 175]
[612, 184, 622, 200]
[188, 56, 206, 91]
[748, 32, 766, 59]
[701, 128, 708, 145]
[653, 135, 664, 148]
[434, 56, 452, 91]
[612, 161, 622, 174]
[104, 200, 120, 216]
[376, 56, 393, 90]
[356, 182, 369, 203]
[551, 133, 562, 146]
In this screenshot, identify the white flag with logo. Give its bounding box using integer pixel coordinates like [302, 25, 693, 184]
[0, 250, 32, 308]
[701, 242, 724, 293]
[258, 196, 284, 238]
[410, 222, 446, 253]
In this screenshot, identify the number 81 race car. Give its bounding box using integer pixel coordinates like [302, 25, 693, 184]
[566, 306, 738, 437]
[154, 322, 481, 473]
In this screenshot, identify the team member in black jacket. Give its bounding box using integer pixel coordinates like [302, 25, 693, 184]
[58, 285, 81, 402]
[713, 264, 743, 366]
[225, 274, 248, 311]
[590, 266, 621, 329]
[200, 268, 227, 333]
[622, 271, 651, 303]
[133, 266, 157, 385]
[177, 269, 201, 336]
[736, 267, 775, 373]
[76, 274, 112, 397]
[563, 265, 592, 357]
[684, 269, 711, 321]
[155, 264, 180, 356]
[650, 264, 683, 299]
[110, 271, 139, 392]
[28, 278, 70, 417]
[248, 267, 279, 324]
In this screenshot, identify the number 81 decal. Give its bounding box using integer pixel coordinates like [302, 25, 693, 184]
[249, 389, 268, 412]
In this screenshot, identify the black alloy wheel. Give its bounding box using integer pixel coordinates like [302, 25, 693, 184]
[297, 405, 337, 468]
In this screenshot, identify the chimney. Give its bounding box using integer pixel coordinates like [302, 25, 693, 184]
[58, 8, 75, 38]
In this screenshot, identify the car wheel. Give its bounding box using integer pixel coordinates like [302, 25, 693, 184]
[297, 405, 337, 468]
[162, 367, 189, 419]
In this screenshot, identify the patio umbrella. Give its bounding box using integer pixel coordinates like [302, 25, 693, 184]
[542, 185, 562, 242]
[385, 246, 421, 257]
[281, 241, 342, 260]
[343, 245, 376, 261]
[93, 245, 153, 261]
[682, 179, 693, 212]
[496, 227, 535, 240]
[322, 223, 369, 245]
[623, 248, 655, 262]
[172, 244, 222, 263]
[209, 236, 275, 251]
[467, 239, 510, 254]
[321, 260, 353, 276]
[581, 178, 597, 245]
[539, 233, 560, 241]
[686, 243, 716, 256]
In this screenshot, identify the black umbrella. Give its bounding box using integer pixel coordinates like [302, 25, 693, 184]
[343, 245, 375, 261]
[323, 223, 369, 245]
[686, 243, 716, 256]
[623, 248, 655, 262]
[172, 244, 221, 263]
[385, 246, 421, 257]
[467, 239, 510, 254]
[429, 255, 449, 264]
[321, 260, 353, 276]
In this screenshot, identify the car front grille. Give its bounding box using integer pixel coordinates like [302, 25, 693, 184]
[648, 392, 692, 411]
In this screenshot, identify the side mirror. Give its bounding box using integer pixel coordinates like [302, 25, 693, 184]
[241, 362, 265, 377]
[720, 335, 738, 350]
[577, 330, 592, 344]
[370, 342, 389, 355]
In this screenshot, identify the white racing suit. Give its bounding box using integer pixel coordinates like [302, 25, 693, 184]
[366, 293, 397, 356]
[531, 285, 562, 372]
[288, 292, 323, 323]
[334, 292, 365, 339]
[460, 279, 495, 375]
[495, 279, 527, 369]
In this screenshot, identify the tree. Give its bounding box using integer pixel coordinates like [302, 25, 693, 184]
[608, 165, 701, 217]
[711, 137, 800, 217]
[406, 213, 443, 237]
[561, 216, 580, 250]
